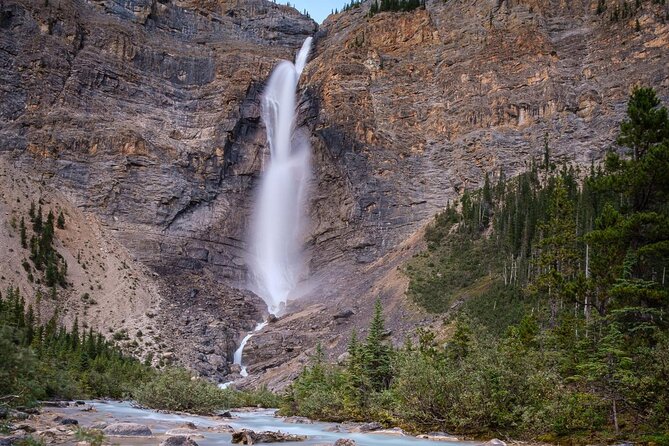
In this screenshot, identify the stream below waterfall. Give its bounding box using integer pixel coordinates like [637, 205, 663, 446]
[43, 400, 484, 446]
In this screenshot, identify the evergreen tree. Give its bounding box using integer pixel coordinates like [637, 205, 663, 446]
[617, 86, 669, 162]
[19, 216, 27, 248]
[363, 299, 392, 391]
[33, 205, 43, 233]
[57, 210, 65, 229]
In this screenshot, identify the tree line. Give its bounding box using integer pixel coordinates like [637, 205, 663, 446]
[280, 87, 669, 443]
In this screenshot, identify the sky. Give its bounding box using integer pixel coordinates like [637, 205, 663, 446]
[288, 0, 349, 23]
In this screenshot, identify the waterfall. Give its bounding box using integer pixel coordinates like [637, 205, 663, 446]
[250, 37, 313, 316]
[220, 38, 313, 389]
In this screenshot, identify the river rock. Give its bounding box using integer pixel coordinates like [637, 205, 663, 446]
[60, 418, 79, 426]
[103, 423, 153, 437]
[417, 433, 460, 441]
[160, 436, 200, 446]
[0, 435, 27, 445]
[208, 425, 235, 433]
[41, 401, 68, 408]
[9, 410, 29, 421]
[370, 427, 407, 436]
[166, 429, 204, 437]
[351, 422, 382, 432]
[486, 440, 507, 446]
[334, 440, 356, 446]
[231, 429, 307, 444]
[282, 416, 313, 424]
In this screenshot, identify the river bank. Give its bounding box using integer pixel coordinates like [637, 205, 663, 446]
[0, 401, 500, 446]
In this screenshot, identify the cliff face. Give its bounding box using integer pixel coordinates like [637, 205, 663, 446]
[0, 0, 316, 380]
[1, 0, 668, 385]
[303, 0, 669, 267]
[245, 0, 669, 388]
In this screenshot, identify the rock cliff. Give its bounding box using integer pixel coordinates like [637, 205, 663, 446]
[246, 0, 669, 388]
[0, 0, 316, 379]
[0, 0, 667, 385]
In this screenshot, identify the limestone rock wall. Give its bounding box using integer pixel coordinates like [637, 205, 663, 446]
[1, 0, 667, 384]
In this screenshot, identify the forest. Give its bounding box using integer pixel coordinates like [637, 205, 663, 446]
[280, 87, 669, 443]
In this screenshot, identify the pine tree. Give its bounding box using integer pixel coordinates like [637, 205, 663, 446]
[19, 217, 27, 249]
[617, 86, 669, 161]
[33, 205, 43, 233]
[57, 210, 65, 229]
[363, 299, 392, 391]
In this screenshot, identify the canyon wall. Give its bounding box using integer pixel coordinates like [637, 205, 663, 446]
[1, 0, 667, 385]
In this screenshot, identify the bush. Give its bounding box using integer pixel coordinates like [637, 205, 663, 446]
[135, 368, 282, 414]
[135, 368, 226, 414]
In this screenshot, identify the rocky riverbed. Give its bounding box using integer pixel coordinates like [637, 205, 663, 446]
[0, 401, 492, 446]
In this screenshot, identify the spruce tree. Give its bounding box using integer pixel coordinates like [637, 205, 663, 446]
[364, 298, 392, 391]
[33, 205, 43, 233]
[617, 86, 669, 161]
[19, 217, 27, 249]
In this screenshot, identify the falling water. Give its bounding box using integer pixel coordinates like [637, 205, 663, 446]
[235, 321, 268, 378]
[219, 38, 313, 388]
[251, 37, 313, 316]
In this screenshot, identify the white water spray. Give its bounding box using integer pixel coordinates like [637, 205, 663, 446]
[234, 320, 268, 378]
[220, 38, 313, 389]
[219, 320, 269, 388]
[251, 37, 313, 316]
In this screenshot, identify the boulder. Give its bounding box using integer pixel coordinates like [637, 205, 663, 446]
[485, 440, 506, 446]
[333, 309, 355, 320]
[334, 440, 356, 446]
[103, 422, 152, 437]
[9, 410, 28, 421]
[417, 433, 460, 441]
[160, 436, 200, 446]
[350, 422, 382, 432]
[370, 427, 406, 436]
[166, 429, 204, 437]
[60, 418, 79, 426]
[41, 401, 67, 408]
[231, 429, 307, 444]
[282, 416, 313, 424]
[208, 424, 235, 433]
[0, 435, 26, 445]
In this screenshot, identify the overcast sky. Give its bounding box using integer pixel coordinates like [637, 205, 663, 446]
[288, 0, 349, 23]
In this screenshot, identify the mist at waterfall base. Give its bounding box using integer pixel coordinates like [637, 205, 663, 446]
[249, 37, 313, 317]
